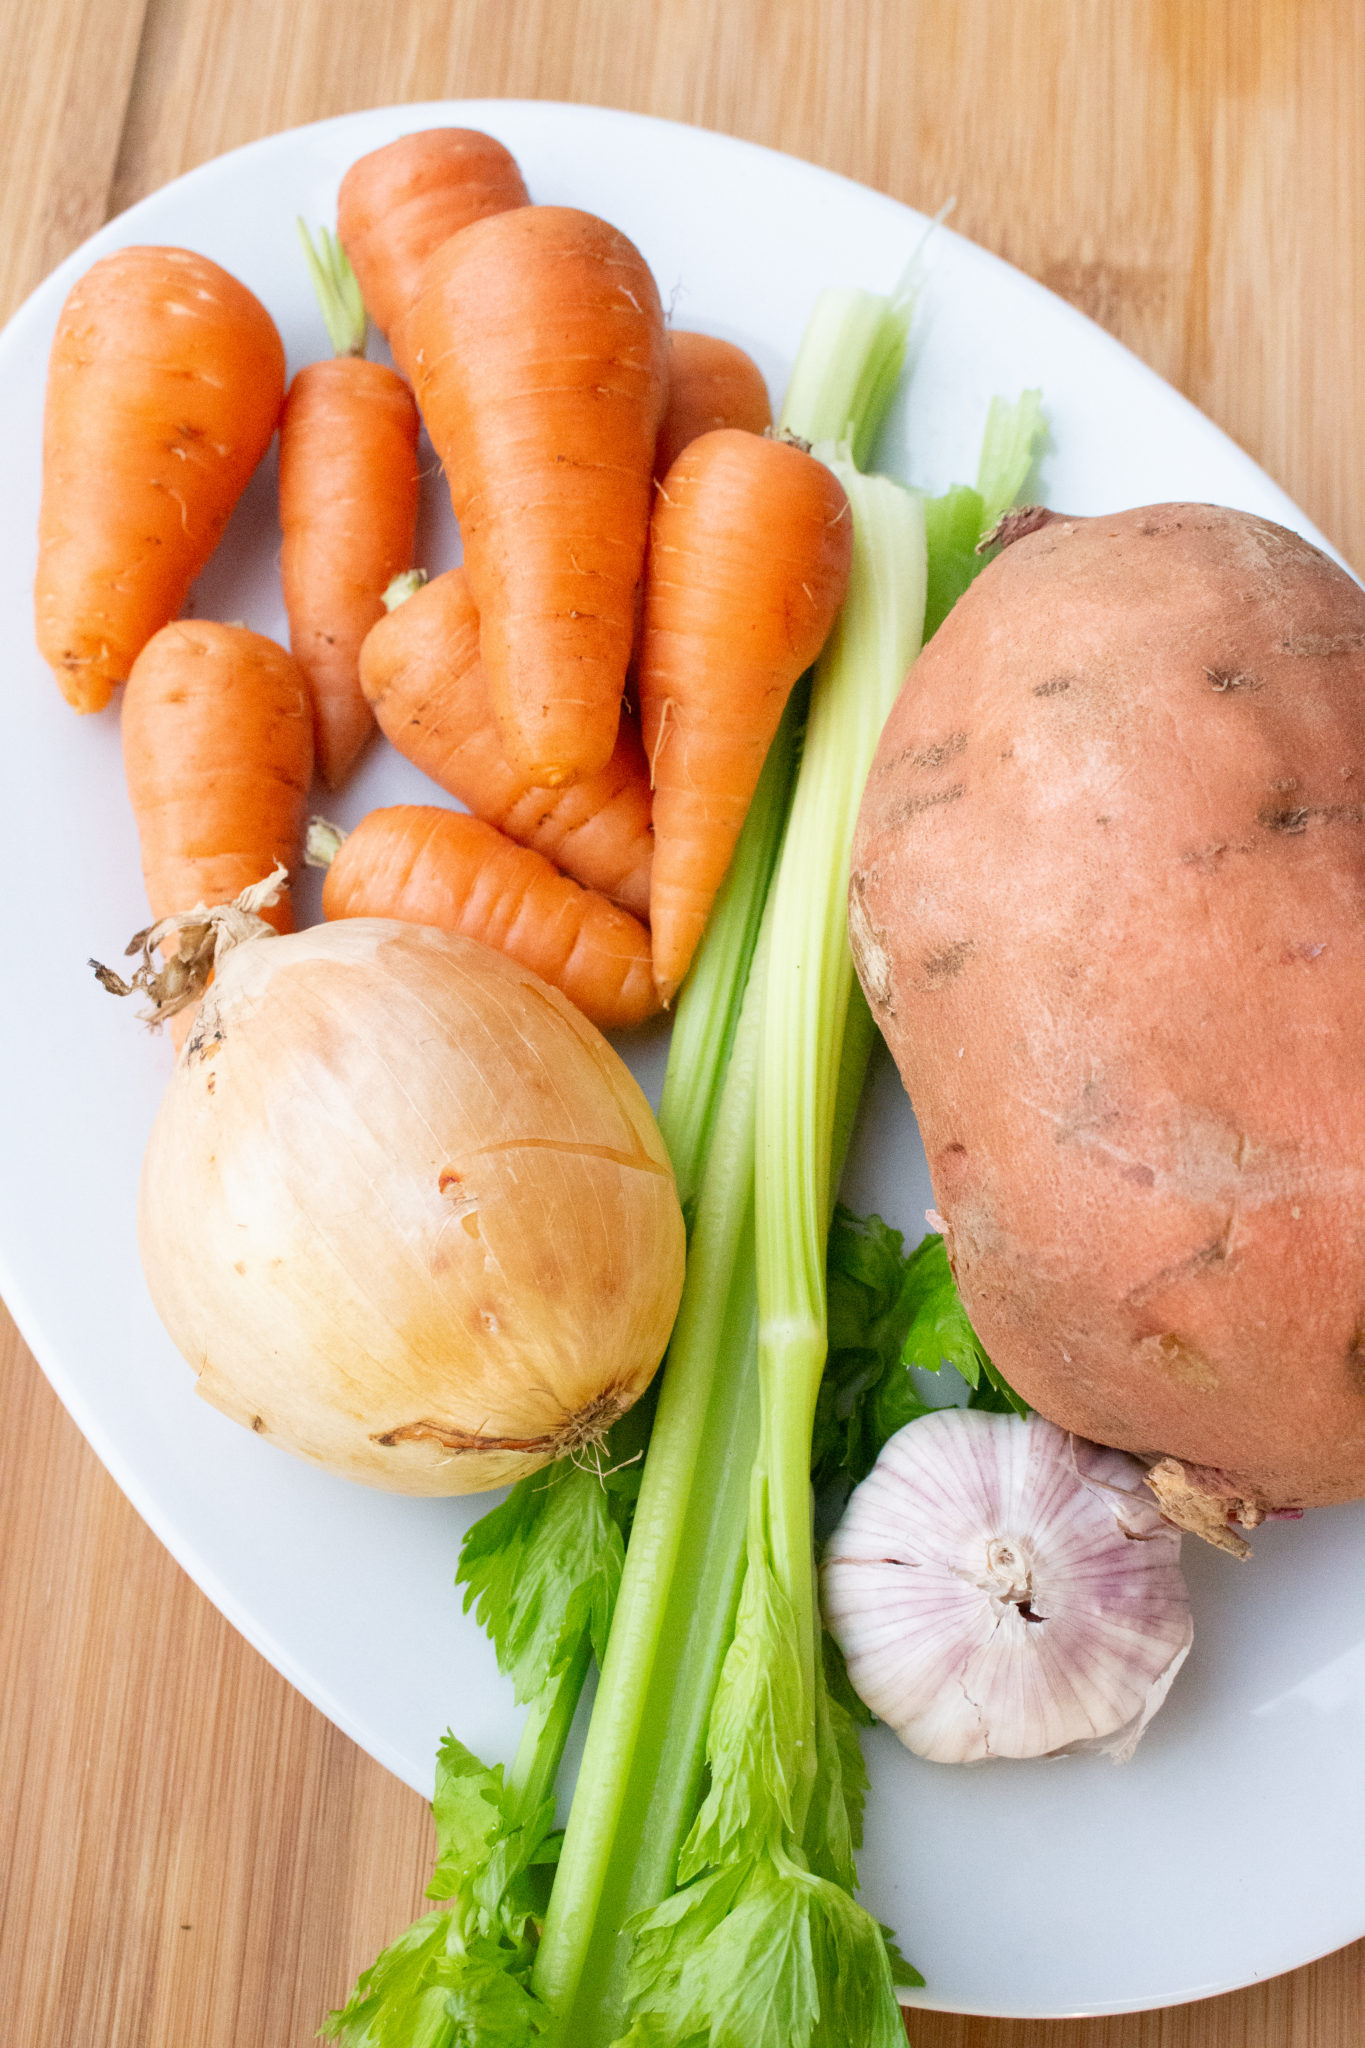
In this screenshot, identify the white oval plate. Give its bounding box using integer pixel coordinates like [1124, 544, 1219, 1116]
[1, 101, 1361, 2022]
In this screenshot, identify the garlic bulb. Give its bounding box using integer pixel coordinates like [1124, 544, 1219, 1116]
[821, 1410, 1192, 1763]
[137, 916, 685, 1495]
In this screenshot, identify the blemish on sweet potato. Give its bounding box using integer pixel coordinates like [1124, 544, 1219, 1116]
[1282, 631, 1365, 658]
[885, 783, 965, 826]
[847, 873, 894, 1016]
[878, 731, 967, 775]
[1032, 676, 1072, 697]
[1137, 1331, 1220, 1392]
[1205, 666, 1260, 692]
[920, 938, 976, 988]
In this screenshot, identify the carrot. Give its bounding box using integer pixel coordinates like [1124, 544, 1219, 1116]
[360, 568, 654, 919]
[315, 806, 659, 1031]
[122, 621, 313, 938]
[405, 206, 668, 788]
[35, 247, 285, 715]
[637, 427, 853, 1001]
[279, 227, 420, 787]
[336, 128, 529, 369]
[654, 330, 772, 477]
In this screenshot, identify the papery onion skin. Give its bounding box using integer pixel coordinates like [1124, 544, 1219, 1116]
[821, 1410, 1192, 1764]
[138, 918, 685, 1494]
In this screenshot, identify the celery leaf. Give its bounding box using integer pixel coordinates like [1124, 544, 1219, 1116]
[621, 1850, 908, 2048]
[921, 390, 1047, 641]
[676, 1521, 805, 1880]
[922, 483, 987, 641]
[427, 1734, 506, 1897]
[900, 1232, 1026, 1415]
[812, 1207, 936, 1495]
[813, 1209, 1025, 1510]
[802, 1649, 865, 1890]
[457, 1461, 627, 1702]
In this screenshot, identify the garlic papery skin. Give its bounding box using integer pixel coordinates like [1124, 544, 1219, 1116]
[821, 1410, 1192, 1764]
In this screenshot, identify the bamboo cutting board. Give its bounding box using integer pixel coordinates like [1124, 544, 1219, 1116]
[2, 2, 1362, 2041]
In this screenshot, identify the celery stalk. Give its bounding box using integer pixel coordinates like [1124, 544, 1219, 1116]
[753, 460, 926, 1814]
[656, 686, 804, 1215]
[609, 463, 926, 2048]
[535, 287, 921, 2048]
[777, 283, 915, 467]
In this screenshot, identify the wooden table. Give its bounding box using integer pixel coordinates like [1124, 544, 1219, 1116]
[3, 2, 1362, 2041]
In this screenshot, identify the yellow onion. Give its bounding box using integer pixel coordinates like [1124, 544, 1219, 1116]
[137, 914, 685, 1494]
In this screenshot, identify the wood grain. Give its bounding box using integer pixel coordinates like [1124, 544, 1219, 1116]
[4, 1, 1363, 2041]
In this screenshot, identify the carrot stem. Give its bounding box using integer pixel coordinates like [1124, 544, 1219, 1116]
[297, 219, 368, 358]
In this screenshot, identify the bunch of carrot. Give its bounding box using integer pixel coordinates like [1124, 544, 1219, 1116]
[39, 126, 854, 1031]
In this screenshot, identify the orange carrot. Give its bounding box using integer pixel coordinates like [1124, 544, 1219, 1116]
[36, 247, 285, 715]
[317, 806, 659, 1031]
[360, 568, 654, 919]
[405, 206, 668, 788]
[654, 330, 772, 477]
[337, 128, 529, 367]
[122, 622, 313, 937]
[638, 428, 853, 1001]
[279, 229, 420, 786]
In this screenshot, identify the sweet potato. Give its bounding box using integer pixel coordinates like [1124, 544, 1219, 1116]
[850, 503, 1365, 1539]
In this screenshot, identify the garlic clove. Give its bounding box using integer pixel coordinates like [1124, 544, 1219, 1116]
[820, 1409, 1192, 1764]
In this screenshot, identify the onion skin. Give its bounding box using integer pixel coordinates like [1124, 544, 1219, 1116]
[138, 919, 685, 1494]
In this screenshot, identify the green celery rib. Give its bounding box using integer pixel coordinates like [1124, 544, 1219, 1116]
[777, 285, 914, 467]
[754, 461, 927, 1826]
[532, 923, 769, 2041]
[534, 288, 924, 2047]
[503, 1639, 592, 1826]
[530, 702, 802, 2038]
[656, 686, 803, 1212]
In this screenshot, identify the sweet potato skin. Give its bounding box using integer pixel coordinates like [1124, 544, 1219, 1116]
[850, 503, 1365, 1514]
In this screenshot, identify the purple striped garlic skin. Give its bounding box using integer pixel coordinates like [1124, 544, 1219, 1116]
[821, 1410, 1192, 1764]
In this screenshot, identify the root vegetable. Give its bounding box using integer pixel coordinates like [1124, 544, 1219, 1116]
[337, 128, 530, 363]
[359, 566, 654, 917]
[404, 205, 668, 787]
[850, 502, 1365, 1532]
[36, 246, 285, 712]
[137, 911, 684, 1495]
[314, 804, 660, 1031]
[638, 427, 853, 1001]
[280, 226, 420, 786]
[122, 621, 313, 935]
[654, 330, 771, 477]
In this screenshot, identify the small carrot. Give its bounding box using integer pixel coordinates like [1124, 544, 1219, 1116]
[36, 246, 285, 713]
[336, 128, 529, 370]
[654, 330, 772, 477]
[360, 568, 654, 919]
[313, 806, 659, 1032]
[122, 621, 313, 937]
[405, 206, 668, 788]
[279, 226, 420, 787]
[638, 428, 853, 1002]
